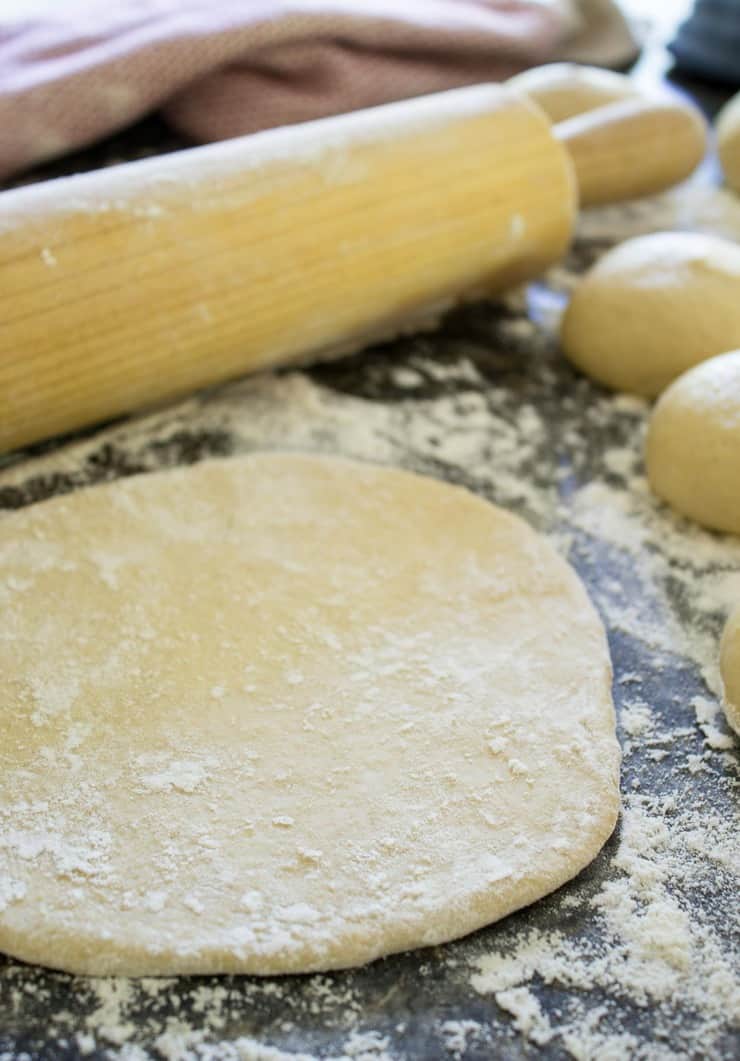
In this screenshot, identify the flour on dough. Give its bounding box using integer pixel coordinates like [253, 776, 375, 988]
[0, 454, 620, 976]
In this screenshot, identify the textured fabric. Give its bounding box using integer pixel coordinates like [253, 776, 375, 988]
[0, 0, 636, 180]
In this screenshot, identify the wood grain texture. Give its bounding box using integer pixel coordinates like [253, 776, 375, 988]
[0, 85, 575, 454]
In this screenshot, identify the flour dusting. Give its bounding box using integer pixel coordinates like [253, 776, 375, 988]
[1, 183, 738, 1059]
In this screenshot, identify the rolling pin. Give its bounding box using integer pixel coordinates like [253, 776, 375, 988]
[0, 83, 707, 454]
[554, 97, 707, 207]
[0, 85, 576, 454]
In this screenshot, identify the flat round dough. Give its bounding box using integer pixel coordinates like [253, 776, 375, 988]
[717, 90, 740, 196]
[720, 606, 740, 736]
[646, 349, 740, 535]
[0, 454, 620, 976]
[561, 232, 740, 397]
[506, 63, 640, 124]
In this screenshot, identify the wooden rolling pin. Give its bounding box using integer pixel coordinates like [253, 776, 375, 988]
[0, 83, 707, 454]
[0, 85, 576, 454]
[555, 97, 707, 207]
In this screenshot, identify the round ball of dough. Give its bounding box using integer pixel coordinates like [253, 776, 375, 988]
[561, 232, 740, 397]
[506, 63, 639, 123]
[716, 90, 740, 196]
[646, 349, 740, 535]
[720, 606, 740, 736]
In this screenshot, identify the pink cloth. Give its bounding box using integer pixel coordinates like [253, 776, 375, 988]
[0, 0, 575, 180]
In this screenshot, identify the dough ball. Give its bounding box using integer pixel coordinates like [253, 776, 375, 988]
[646, 349, 740, 535]
[720, 606, 740, 736]
[506, 63, 639, 123]
[717, 90, 740, 196]
[561, 232, 740, 397]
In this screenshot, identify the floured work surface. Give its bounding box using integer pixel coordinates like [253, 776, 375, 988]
[0, 181, 739, 1057]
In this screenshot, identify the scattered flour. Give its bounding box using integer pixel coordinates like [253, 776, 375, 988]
[1, 177, 738, 1061]
[138, 759, 211, 794]
[437, 1020, 482, 1057]
[471, 791, 739, 1058]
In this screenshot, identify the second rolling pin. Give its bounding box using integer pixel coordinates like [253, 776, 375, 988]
[555, 96, 707, 206]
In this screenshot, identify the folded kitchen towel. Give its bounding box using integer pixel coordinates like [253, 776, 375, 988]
[0, 0, 637, 181]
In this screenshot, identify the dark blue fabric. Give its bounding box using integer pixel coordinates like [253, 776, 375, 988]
[670, 0, 740, 83]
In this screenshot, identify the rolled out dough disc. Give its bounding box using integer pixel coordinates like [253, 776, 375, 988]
[0, 454, 620, 976]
